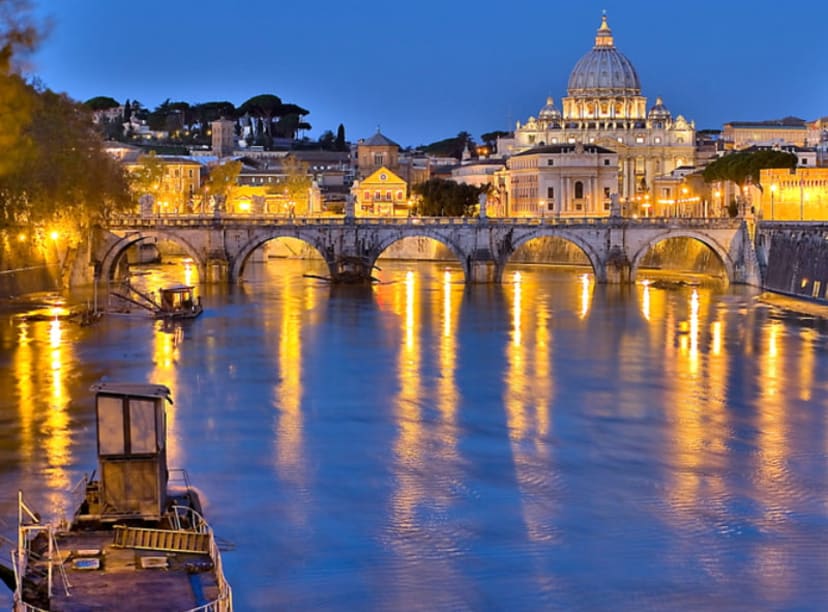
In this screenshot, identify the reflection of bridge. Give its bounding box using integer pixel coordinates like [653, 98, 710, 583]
[93, 215, 761, 285]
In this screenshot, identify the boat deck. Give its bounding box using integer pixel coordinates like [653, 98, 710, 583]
[49, 530, 219, 612]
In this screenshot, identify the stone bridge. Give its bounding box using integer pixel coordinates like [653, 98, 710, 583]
[92, 215, 761, 286]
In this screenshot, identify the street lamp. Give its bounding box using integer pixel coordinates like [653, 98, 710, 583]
[770, 183, 777, 220]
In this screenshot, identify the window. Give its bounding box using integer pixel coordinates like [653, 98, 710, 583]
[568, 137, 576, 144]
[604, 187, 611, 198]
[575, 181, 584, 199]
[528, 135, 536, 144]
[604, 159, 610, 166]
[547, 186, 555, 198]
[801, 158, 808, 165]
[97, 396, 124, 455]
[373, 153, 384, 166]
[547, 159, 554, 166]
[635, 136, 645, 144]
[654, 137, 661, 144]
[129, 400, 157, 454]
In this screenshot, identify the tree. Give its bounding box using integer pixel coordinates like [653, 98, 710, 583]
[274, 154, 312, 215]
[422, 131, 475, 159]
[83, 95, 119, 111]
[412, 178, 487, 217]
[335, 123, 346, 151]
[0, 0, 39, 178]
[239, 94, 282, 138]
[203, 159, 242, 212]
[703, 150, 797, 192]
[480, 130, 511, 154]
[1, 87, 133, 231]
[318, 130, 335, 150]
[127, 151, 166, 201]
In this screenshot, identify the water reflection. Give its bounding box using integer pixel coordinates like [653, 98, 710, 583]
[504, 270, 556, 545]
[2, 261, 828, 610]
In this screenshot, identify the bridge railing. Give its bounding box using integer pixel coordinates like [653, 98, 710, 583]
[105, 213, 743, 230]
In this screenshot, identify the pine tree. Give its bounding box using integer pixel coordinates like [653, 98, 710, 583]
[123, 98, 131, 122]
[335, 123, 346, 151]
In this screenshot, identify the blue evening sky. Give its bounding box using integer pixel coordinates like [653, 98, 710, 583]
[29, 0, 828, 148]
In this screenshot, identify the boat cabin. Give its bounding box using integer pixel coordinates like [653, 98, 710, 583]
[88, 382, 172, 521]
[158, 285, 200, 316]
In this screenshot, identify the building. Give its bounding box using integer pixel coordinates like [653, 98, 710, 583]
[356, 130, 400, 180]
[351, 166, 409, 216]
[758, 167, 828, 221]
[722, 117, 821, 150]
[123, 155, 204, 214]
[211, 119, 236, 158]
[498, 14, 695, 202]
[499, 143, 619, 217]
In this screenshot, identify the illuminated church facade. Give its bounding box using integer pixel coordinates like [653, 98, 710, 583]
[498, 14, 696, 206]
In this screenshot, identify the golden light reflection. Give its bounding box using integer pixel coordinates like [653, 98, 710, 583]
[512, 271, 522, 346]
[797, 328, 815, 402]
[274, 277, 307, 489]
[755, 320, 792, 596]
[504, 271, 556, 543]
[183, 259, 194, 286]
[640, 280, 651, 321]
[14, 321, 35, 460]
[151, 323, 181, 466]
[666, 287, 727, 563]
[578, 273, 593, 319]
[392, 266, 424, 525]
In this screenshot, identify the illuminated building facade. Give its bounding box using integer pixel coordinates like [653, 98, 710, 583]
[758, 167, 828, 221]
[501, 143, 619, 217]
[499, 14, 696, 202]
[352, 166, 409, 216]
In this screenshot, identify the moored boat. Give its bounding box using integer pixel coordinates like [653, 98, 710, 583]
[2, 382, 232, 611]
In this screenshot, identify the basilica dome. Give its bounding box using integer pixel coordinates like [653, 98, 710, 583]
[567, 14, 641, 97]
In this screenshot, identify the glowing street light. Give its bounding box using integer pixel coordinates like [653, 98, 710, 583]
[50, 230, 59, 241]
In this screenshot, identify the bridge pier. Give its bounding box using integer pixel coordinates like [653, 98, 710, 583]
[206, 257, 230, 283]
[603, 246, 632, 284]
[466, 250, 501, 284]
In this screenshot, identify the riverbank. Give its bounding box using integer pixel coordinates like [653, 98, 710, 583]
[757, 291, 828, 319]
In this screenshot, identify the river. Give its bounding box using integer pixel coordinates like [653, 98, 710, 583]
[1, 256, 827, 610]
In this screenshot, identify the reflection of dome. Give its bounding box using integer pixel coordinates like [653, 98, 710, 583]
[648, 96, 671, 120]
[538, 96, 562, 121]
[567, 14, 641, 97]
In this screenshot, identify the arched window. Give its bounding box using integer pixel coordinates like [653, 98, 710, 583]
[575, 181, 584, 199]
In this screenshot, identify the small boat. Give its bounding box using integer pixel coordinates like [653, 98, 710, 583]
[2, 382, 233, 611]
[156, 285, 203, 320]
[109, 284, 203, 320]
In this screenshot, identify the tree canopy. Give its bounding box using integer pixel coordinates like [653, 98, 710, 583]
[0, 4, 132, 236]
[703, 150, 798, 191]
[83, 96, 120, 110]
[412, 178, 487, 217]
[1, 86, 133, 231]
[421, 131, 475, 159]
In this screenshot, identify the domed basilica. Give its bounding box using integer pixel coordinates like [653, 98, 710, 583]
[502, 13, 695, 203]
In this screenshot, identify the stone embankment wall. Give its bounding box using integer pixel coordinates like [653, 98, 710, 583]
[759, 225, 828, 301]
[0, 235, 95, 299]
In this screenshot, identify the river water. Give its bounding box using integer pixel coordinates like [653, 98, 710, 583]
[1, 256, 827, 611]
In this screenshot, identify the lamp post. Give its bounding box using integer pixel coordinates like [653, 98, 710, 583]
[770, 183, 777, 220]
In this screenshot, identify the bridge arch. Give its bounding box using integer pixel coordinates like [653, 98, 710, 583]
[100, 231, 206, 282]
[506, 228, 607, 281]
[630, 230, 734, 283]
[370, 229, 469, 280]
[231, 230, 329, 282]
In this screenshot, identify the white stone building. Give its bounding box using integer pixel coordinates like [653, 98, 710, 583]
[498, 14, 696, 202]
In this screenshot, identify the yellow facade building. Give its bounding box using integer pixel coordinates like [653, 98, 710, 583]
[758, 167, 828, 221]
[352, 166, 408, 216]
